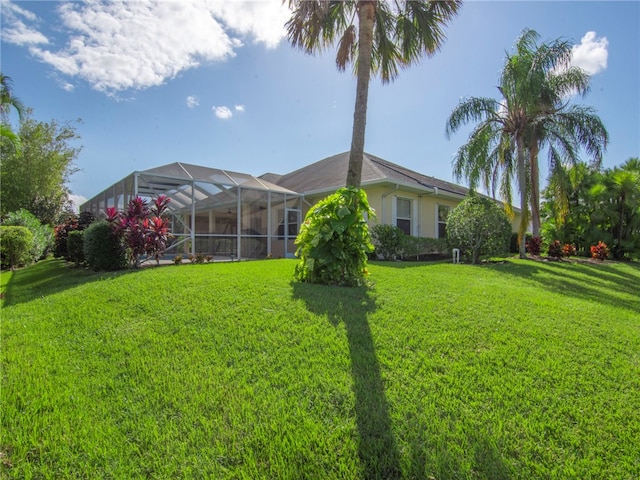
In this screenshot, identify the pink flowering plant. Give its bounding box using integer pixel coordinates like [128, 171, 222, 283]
[106, 195, 172, 267]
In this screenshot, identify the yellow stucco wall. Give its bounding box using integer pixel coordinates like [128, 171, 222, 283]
[303, 185, 521, 238]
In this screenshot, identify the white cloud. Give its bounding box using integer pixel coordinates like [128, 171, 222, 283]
[0, 0, 49, 46]
[186, 96, 200, 108]
[213, 106, 233, 119]
[234, 104, 245, 112]
[207, 1, 292, 49]
[61, 81, 75, 92]
[2, 0, 291, 94]
[571, 31, 608, 75]
[69, 194, 88, 213]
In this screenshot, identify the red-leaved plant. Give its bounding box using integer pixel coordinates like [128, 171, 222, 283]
[562, 243, 576, 257]
[525, 236, 542, 256]
[547, 240, 563, 258]
[106, 195, 171, 267]
[590, 241, 609, 261]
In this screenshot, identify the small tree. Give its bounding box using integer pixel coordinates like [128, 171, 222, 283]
[446, 196, 511, 264]
[294, 187, 375, 286]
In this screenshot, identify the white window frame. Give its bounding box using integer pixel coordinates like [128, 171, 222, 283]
[395, 197, 414, 236]
[436, 204, 451, 239]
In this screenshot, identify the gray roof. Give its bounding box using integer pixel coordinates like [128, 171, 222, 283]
[262, 152, 469, 197]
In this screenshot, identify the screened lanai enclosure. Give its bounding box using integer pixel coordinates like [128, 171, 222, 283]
[81, 163, 303, 260]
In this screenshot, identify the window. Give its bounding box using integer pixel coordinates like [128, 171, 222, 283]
[437, 204, 450, 238]
[396, 197, 412, 235]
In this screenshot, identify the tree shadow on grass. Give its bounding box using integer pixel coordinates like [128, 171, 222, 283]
[487, 259, 640, 314]
[2, 257, 133, 307]
[291, 282, 403, 479]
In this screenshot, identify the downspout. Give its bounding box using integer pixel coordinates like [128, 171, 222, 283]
[236, 187, 242, 260]
[191, 180, 196, 257]
[267, 191, 272, 258]
[381, 184, 400, 225]
[417, 187, 438, 237]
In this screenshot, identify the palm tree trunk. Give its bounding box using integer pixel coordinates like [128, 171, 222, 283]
[345, 1, 376, 189]
[530, 140, 541, 236]
[517, 135, 529, 259]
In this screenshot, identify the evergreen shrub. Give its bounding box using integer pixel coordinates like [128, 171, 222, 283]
[0, 226, 34, 269]
[83, 221, 127, 271]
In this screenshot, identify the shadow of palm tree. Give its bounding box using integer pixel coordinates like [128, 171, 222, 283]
[292, 282, 403, 479]
[484, 259, 640, 313]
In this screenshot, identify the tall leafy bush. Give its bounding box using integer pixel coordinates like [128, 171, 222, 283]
[2, 208, 53, 261]
[446, 196, 511, 264]
[0, 226, 34, 269]
[67, 230, 85, 265]
[83, 221, 127, 271]
[294, 187, 375, 286]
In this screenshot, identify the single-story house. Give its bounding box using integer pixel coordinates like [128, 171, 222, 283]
[81, 152, 520, 259]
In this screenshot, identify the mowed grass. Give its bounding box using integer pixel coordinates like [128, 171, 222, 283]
[1, 257, 639, 479]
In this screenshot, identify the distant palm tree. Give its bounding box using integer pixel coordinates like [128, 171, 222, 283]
[519, 33, 608, 236]
[446, 29, 608, 257]
[1, 73, 26, 152]
[287, 0, 461, 188]
[1, 73, 25, 122]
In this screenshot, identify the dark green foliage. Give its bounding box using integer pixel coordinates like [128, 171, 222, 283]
[371, 224, 405, 260]
[0, 226, 33, 269]
[294, 187, 375, 286]
[54, 212, 95, 259]
[542, 159, 640, 260]
[2, 209, 53, 262]
[401, 236, 449, 260]
[67, 230, 84, 265]
[83, 221, 126, 271]
[446, 196, 511, 264]
[78, 211, 95, 230]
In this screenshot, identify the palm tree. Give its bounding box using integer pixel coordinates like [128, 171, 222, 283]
[446, 29, 608, 258]
[286, 0, 461, 188]
[1, 73, 26, 152]
[446, 30, 538, 258]
[519, 35, 609, 236]
[1, 73, 25, 122]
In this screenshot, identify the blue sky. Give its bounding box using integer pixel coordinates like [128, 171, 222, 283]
[2, 0, 638, 209]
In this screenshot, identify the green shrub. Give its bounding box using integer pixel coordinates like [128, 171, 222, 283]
[0, 226, 34, 269]
[3, 209, 54, 261]
[402, 236, 449, 260]
[446, 196, 511, 264]
[294, 187, 375, 286]
[83, 221, 127, 271]
[67, 230, 85, 265]
[371, 224, 405, 260]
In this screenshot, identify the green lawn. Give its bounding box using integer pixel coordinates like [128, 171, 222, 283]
[1, 257, 639, 479]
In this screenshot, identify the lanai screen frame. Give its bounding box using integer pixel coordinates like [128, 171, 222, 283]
[80, 163, 303, 260]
